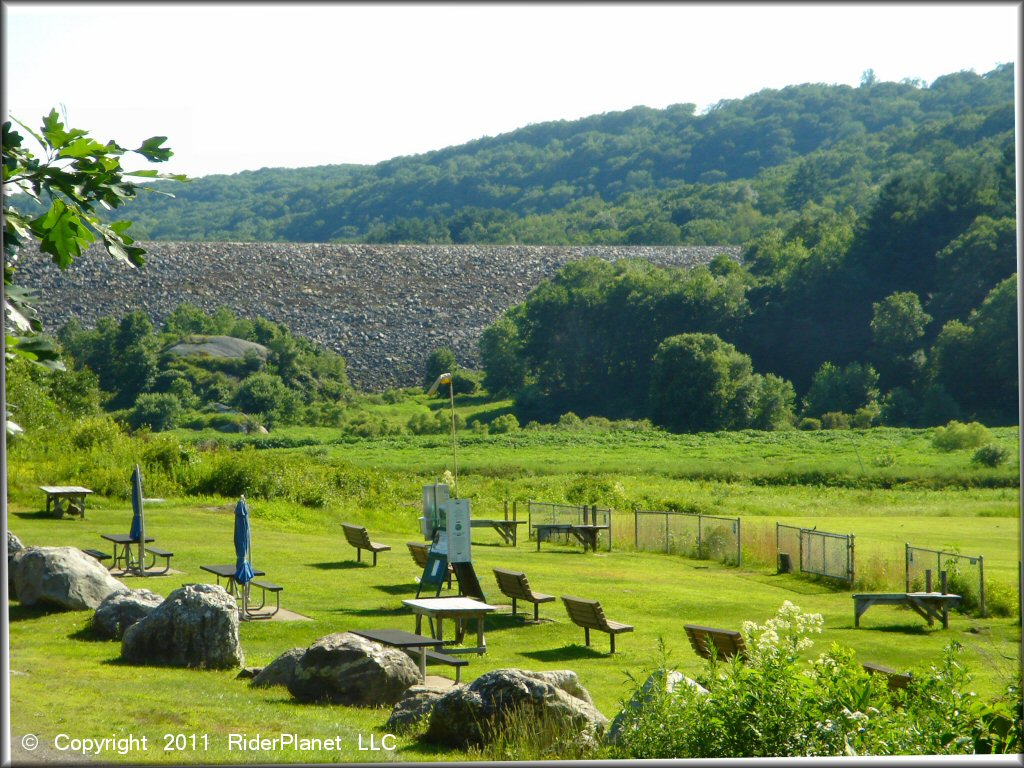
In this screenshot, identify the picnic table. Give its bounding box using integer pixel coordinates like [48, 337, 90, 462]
[350, 628, 444, 682]
[853, 592, 962, 629]
[469, 518, 526, 546]
[402, 596, 497, 655]
[99, 533, 155, 572]
[200, 563, 267, 596]
[533, 523, 609, 552]
[40, 486, 92, 518]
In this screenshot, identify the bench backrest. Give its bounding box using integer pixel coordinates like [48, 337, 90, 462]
[342, 523, 371, 549]
[684, 624, 747, 661]
[494, 568, 533, 600]
[561, 595, 609, 630]
[407, 542, 430, 567]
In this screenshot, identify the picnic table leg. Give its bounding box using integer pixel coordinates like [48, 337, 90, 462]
[477, 617, 485, 653]
[418, 647, 427, 681]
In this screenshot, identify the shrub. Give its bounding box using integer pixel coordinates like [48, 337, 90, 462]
[490, 413, 520, 434]
[127, 393, 182, 432]
[820, 411, 850, 429]
[558, 411, 583, 430]
[852, 404, 880, 428]
[933, 420, 992, 451]
[798, 417, 822, 431]
[972, 443, 1011, 468]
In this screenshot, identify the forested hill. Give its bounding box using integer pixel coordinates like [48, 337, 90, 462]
[95, 65, 1013, 245]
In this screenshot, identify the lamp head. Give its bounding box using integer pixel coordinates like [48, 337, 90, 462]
[426, 372, 453, 396]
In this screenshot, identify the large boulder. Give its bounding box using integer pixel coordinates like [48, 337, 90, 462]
[386, 684, 452, 733]
[607, 669, 707, 745]
[250, 647, 305, 689]
[8, 531, 25, 597]
[287, 632, 420, 706]
[423, 668, 608, 749]
[93, 588, 165, 639]
[13, 546, 127, 610]
[121, 583, 243, 669]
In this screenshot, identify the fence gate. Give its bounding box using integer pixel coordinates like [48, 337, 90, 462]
[906, 544, 985, 616]
[634, 509, 741, 566]
[777, 523, 855, 585]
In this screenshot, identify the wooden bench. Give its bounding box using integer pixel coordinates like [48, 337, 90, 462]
[493, 568, 555, 621]
[862, 661, 912, 691]
[342, 523, 391, 566]
[407, 542, 453, 589]
[246, 579, 283, 618]
[684, 624, 748, 662]
[142, 546, 174, 575]
[560, 595, 633, 653]
[82, 548, 112, 563]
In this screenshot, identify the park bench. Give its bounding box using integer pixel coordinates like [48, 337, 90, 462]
[422, 649, 470, 683]
[561, 595, 633, 653]
[407, 542, 453, 589]
[142, 546, 174, 575]
[862, 661, 912, 691]
[342, 523, 391, 566]
[82, 548, 112, 563]
[684, 623, 748, 662]
[493, 568, 555, 621]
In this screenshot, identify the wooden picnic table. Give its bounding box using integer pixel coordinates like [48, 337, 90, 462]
[533, 523, 609, 552]
[402, 596, 497, 655]
[40, 486, 92, 518]
[853, 592, 962, 629]
[469, 518, 526, 546]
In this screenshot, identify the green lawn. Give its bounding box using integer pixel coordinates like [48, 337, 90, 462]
[6, 423, 1021, 763]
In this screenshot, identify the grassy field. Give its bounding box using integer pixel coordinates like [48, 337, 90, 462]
[6, 420, 1021, 763]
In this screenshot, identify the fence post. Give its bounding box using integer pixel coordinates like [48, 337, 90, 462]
[979, 555, 986, 617]
[798, 528, 804, 576]
[698, 514, 704, 559]
[665, 511, 670, 554]
[905, 543, 910, 592]
[634, 508, 639, 550]
[737, 519, 742, 567]
[849, 534, 855, 586]
[608, 508, 613, 552]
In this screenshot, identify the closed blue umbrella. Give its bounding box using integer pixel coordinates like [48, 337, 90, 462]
[129, 464, 146, 576]
[234, 496, 255, 586]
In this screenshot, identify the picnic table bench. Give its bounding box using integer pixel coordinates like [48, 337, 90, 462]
[862, 661, 913, 691]
[40, 486, 92, 519]
[684, 623, 748, 662]
[853, 592, 961, 629]
[469, 518, 526, 546]
[493, 568, 555, 621]
[561, 595, 632, 653]
[342, 523, 391, 566]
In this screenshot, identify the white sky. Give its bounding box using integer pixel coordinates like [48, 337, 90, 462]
[3, 2, 1020, 179]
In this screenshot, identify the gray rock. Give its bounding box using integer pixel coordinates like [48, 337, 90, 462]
[8, 530, 24, 555]
[251, 647, 304, 689]
[121, 583, 243, 669]
[423, 668, 608, 749]
[287, 632, 420, 706]
[8, 531, 25, 597]
[607, 669, 707, 745]
[13, 546, 128, 610]
[93, 588, 165, 639]
[386, 684, 451, 733]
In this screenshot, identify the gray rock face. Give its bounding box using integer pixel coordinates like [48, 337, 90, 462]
[607, 669, 708, 745]
[250, 647, 305, 689]
[93, 588, 165, 639]
[17, 242, 739, 391]
[386, 685, 452, 733]
[121, 583, 243, 669]
[287, 632, 420, 705]
[8, 531, 25, 597]
[13, 546, 128, 610]
[8, 531, 24, 556]
[423, 668, 608, 749]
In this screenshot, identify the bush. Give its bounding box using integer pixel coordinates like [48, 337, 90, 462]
[490, 413, 521, 434]
[127, 393, 182, 432]
[852, 404, 880, 428]
[972, 443, 1011, 468]
[820, 411, 850, 429]
[558, 411, 583, 430]
[932, 420, 991, 451]
[798, 417, 822, 431]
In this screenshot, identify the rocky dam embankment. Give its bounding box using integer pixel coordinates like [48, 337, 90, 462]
[15, 242, 740, 390]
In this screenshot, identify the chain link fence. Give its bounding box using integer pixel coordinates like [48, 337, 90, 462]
[777, 523, 855, 585]
[526, 500, 613, 551]
[633, 510, 741, 565]
[906, 544, 986, 616]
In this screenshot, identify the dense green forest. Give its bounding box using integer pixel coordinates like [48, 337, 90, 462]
[34, 65, 1012, 247]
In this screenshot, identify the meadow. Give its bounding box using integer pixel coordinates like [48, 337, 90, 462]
[5, 409, 1021, 763]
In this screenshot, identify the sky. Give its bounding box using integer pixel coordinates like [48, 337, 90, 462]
[3, 2, 1020, 179]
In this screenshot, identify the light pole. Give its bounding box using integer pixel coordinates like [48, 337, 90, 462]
[426, 372, 458, 497]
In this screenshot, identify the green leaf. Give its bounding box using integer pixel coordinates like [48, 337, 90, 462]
[58, 137, 110, 159]
[135, 136, 173, 162]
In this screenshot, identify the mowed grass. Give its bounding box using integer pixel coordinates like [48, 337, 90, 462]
[7, 423, 1021, 763]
